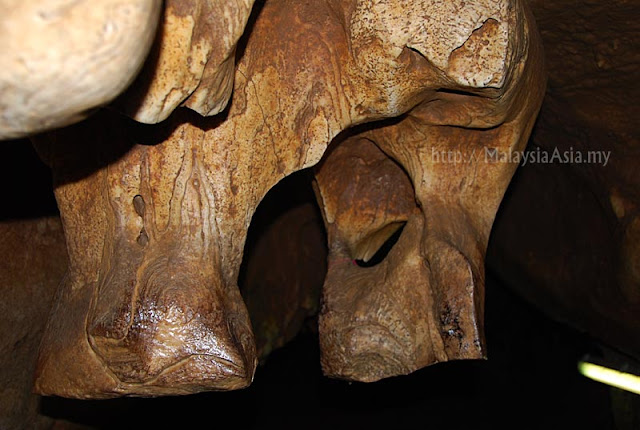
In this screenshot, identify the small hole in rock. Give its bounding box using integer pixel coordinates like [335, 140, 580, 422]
[137, 229, 149, 247]
[133, 195, 145, 217]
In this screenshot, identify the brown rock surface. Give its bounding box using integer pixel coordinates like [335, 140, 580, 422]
[314, 15, 545, 377]
[28, 0, 544, 397]
[119, 0, 256, 123]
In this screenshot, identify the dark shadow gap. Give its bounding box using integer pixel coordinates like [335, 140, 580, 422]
[238, 168, 327, 361]
[355, 222, 406, 268]
[0, 139, 59, 220]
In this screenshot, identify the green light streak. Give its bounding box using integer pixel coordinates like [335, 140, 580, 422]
[578, 361, 640, 395]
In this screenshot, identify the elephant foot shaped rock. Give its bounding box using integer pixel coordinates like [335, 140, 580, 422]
[314, 138, 485, 382]
[33, 113, 256, 397]
[313, 0, 545, 379]
[87, 246, 254, 390]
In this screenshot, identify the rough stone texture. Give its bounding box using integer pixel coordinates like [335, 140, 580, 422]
[314, 137, 429, 381]
[314, 10, 544, 378]
[0, 218, 68, 430]
[487, 0, 640, 359]
[33, 112, 261, 398]
[0, 0, 161, 139]
[118, 0, 256, 123]
[31, 0, 544, 397]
